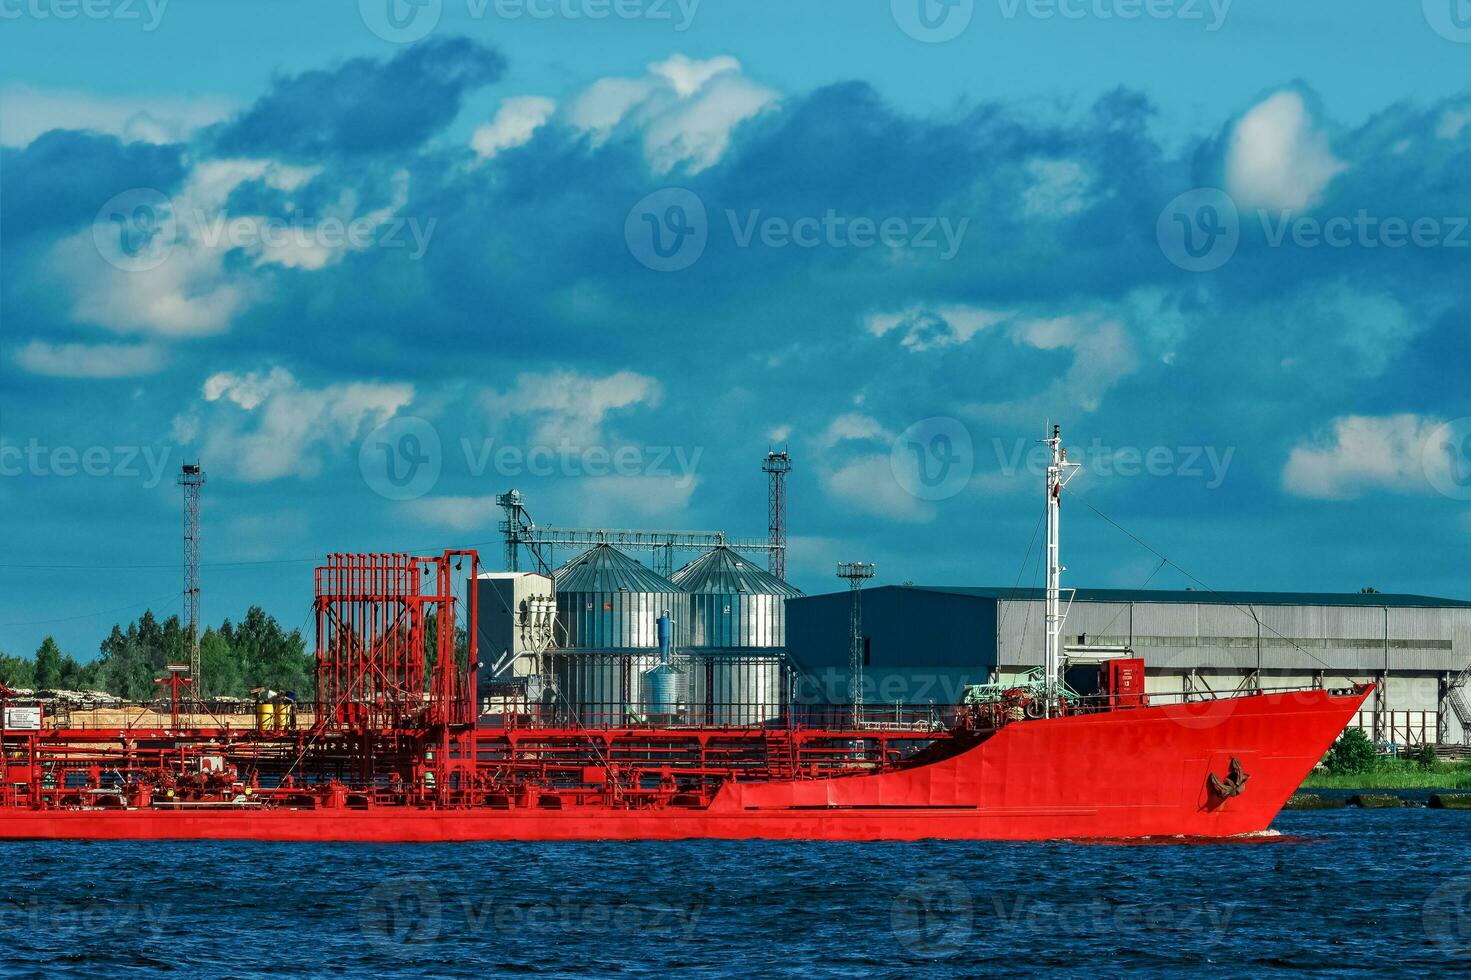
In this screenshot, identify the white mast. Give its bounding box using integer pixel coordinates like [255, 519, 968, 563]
[1043, 424, 1081, 718]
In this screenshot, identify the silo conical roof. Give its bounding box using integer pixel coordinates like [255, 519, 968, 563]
[553, 544, 683, 594]
[671, 546, 803, 597]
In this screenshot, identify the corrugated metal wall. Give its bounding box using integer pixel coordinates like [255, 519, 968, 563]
[546, 651, 790, 727]
[686, 592, 786, 649]
[556, 588, 689, 651]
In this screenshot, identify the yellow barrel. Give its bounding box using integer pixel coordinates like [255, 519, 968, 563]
[255, 703, 277, 731]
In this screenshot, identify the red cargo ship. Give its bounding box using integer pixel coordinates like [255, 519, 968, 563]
[0, 427, 1366, 841]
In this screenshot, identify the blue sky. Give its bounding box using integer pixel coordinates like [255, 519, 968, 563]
[1, 0, 1469, 658]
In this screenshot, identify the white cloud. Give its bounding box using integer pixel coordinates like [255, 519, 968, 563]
[565, 77, 657, 137]
[1282, 414, 1442, 499]
[868, 303, 1136, 416]
[182, 367, 414, 481]
[1022, 158, 1092, 217]
[1437, 106, 1471, 140]
[809, 413, 935, 522]
[406, 495, 504, 532]
[1006, 314, 1137, 414]
[819, 413, 889, 448]
[0, 85, 232, 147]
[50, 232, 251, 337]
[558, 475, 699, 524]
[1225, 90, 1346, 211]
[482, 370, 661, 445]
[471, 96, 556, 160]
[47, 156, 415, 336]
[566, 55, 776, 174]
[13, 340, 165, 378]
[866, 305, 1007, 351]
[822, 455, 934, 523]
[649, 54, 740, 97]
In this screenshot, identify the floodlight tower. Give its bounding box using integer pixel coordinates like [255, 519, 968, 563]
[763, 450, 791, 580]
[836, 561, 875, 727]
[178, 462, 206, 693]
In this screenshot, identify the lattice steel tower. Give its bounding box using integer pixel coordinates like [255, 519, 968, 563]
[836, 562, 875, 726]
[763, 450, 791, 580]
[178, 463, 206, 691]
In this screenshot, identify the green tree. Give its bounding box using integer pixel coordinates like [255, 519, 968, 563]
[0, 653, 35, 689]
[198, 627, 243, 698]
[1323, 727, 1378, 775]
[33, 637, 64, 689]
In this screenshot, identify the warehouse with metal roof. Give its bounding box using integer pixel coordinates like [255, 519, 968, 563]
[785, 585, 1471, 746]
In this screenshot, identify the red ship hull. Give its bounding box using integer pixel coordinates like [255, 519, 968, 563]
[0, 688, 1364, 842]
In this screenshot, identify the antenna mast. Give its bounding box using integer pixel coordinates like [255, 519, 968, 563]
[1043, 425, 1080, 718]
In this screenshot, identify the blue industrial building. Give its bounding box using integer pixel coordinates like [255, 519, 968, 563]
[785, 585, 1471, 745]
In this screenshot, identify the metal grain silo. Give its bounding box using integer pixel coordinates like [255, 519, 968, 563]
[671, 547, 802, 725]
[554, 544, 687, 650]
[550, 545, 687, 725]
[671, 547, 802, 650]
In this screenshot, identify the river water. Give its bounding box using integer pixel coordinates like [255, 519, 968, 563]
[0, 807, 1467, 976]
